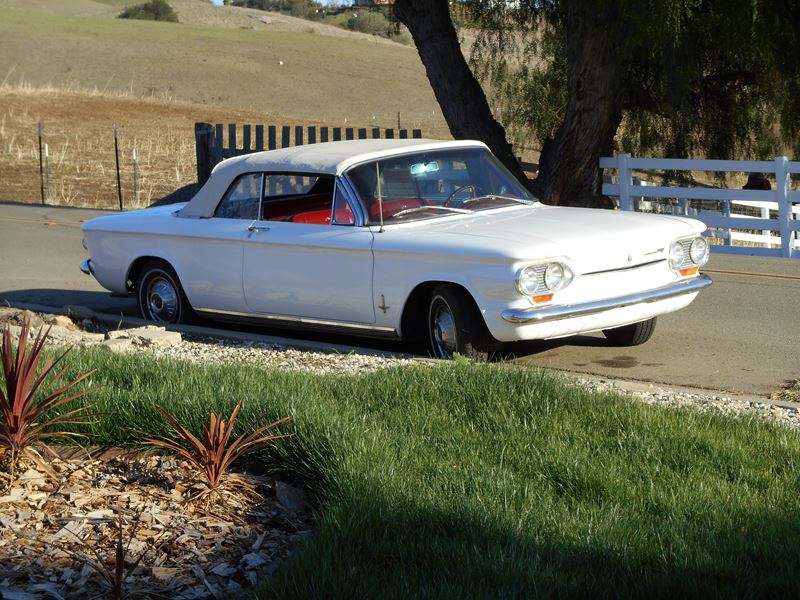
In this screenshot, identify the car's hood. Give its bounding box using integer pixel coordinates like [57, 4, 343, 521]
[378, 204, 704, 272]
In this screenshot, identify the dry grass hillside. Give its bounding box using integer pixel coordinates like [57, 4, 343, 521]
[0, 86, 315, 208]
[0, 0, 452, 207]
[1, 0, 443, 127]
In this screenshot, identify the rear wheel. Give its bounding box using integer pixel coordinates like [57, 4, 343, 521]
[603, 317, 657, 346]
[136, 260, 193, 324]
[427, 285, 489, 361]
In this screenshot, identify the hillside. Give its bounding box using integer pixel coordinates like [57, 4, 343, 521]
[0, 0, 445, 131]
[0, 0, 456, 207]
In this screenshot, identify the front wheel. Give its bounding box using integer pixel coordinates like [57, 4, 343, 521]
[603, 317, 657, 346]
[136, 260, 193, 324]
[427, 285, 489, 361]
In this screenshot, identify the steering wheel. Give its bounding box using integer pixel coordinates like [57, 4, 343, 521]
[443, 184, 484, 207]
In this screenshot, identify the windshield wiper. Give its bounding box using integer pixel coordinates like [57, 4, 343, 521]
[391, 205, 473, 218]
[459, 194, 535, 206]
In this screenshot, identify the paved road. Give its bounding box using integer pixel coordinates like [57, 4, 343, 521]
[1, 202, 797, 396]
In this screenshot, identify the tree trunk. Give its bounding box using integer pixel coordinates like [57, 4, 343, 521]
[393, 0, 528, 184]
[532, 3, 624, 207]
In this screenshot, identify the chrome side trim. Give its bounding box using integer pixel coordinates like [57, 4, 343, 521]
[79, 259, 93, 276]
[501, 274, 712, 324]
[194, 306, 396, 334]
[582, 258, 665, 276]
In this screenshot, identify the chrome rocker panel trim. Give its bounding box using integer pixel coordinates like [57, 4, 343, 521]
[194, 307, 398, 337]
[501, 274, 712, 324]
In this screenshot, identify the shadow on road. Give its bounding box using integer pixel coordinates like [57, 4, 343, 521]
[0, 288, 616, 361]
[492, 335, 612, 361]
[0, 288, 136, 315]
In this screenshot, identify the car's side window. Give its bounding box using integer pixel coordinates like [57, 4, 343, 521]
[214, 173, 263, 220]
[331, 184, 355, 226]
[260, 174, 338, 225]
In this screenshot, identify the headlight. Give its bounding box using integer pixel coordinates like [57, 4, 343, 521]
[544, 263, 573, 291]
[516, 262, 573, 297]
[690, 237, 709, 266]
[669, 241, 684, 270]
[516, 265, 541, 296]
[544, 263, 563, 290]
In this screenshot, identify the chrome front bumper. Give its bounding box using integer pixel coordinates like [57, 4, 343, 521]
[79, 259, 93, 276]
[501, 274, 712, 324]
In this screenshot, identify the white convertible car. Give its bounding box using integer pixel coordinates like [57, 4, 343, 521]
[80, 139, 712, 359]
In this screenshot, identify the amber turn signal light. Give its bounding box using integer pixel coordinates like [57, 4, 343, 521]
[679, 267, 698, 277]
[533, 293, 554, 303]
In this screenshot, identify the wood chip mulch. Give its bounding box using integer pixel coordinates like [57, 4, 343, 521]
[0, 451, 312, 599]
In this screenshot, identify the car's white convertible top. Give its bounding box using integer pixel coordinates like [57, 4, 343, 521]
[179, 138, 488, 218]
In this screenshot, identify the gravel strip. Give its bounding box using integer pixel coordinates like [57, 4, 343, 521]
[150, 335, 420, 375]
[575, 376, 800, 431]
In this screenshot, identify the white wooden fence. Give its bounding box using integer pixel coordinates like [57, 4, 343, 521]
[600, 154, 800, 258]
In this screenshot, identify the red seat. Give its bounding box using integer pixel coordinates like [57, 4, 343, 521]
[334, 206, 355, 225]
[289, 207, 354, 225]
[290, 210, 331, 224]
[370, 197, 423, 219]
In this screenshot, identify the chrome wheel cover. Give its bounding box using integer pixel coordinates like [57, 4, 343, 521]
[145, 275, 179, 323]
[430, 298, 457, 358]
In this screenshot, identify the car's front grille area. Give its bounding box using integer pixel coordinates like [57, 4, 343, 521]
[525, 264, 550, 295]
[582, 258, 665, 277]
[674, 239, 694, 270]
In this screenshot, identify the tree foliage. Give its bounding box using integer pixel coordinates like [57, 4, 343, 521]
[465, 0, 800, 161]
[118, 0, 179, 22]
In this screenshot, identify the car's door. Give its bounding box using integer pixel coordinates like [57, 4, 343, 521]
[242, 175, 376, 324]
[183, 172, 262, 314]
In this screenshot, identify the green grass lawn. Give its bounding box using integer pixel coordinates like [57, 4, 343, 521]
[52, 348, 800, 598]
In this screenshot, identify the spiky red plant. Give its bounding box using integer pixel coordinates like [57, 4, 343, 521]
[146, 402, 290, 490]
[0, 318, 96, 464]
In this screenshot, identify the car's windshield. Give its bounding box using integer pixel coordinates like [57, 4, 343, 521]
[345, 147, 535, 225]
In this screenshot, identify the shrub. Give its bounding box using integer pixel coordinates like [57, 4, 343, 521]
[119, 0, 179, 23]
[345, 10, 391, 35]
[0, 318, 96, 472]
[146, 402, 290, 495]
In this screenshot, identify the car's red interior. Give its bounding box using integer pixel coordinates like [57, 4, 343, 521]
[259, 193, 431, 225]
[290, 208, 355, 225]
[368, 197, 429, 220]
[260, 193, 355, 225]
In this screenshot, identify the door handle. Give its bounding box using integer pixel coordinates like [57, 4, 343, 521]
[247, 224, 270, 237]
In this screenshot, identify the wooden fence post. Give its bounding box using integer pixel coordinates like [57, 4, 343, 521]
[38, 122, 45, 205]
[242, 125, 252, 152]
[113, 124, 123, 211]
[255, 125, 264, 151]
[214, 124, 223, 165]
[194, 122, 216, 186]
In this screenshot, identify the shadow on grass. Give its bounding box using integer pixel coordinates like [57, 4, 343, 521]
[266, 482, 800, 598]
